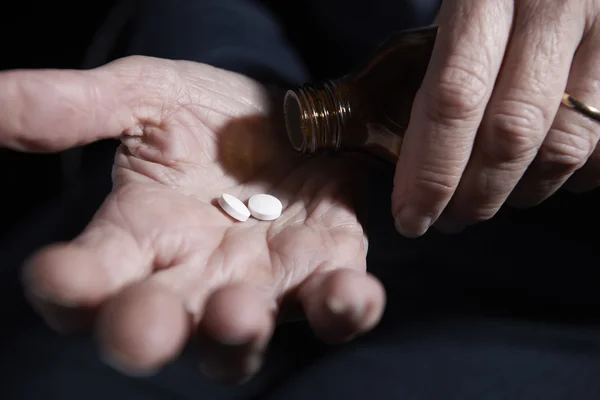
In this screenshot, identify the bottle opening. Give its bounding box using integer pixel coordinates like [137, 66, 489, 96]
[283, 90, 307, 152]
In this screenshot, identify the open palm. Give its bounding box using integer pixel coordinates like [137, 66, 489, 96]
[2, 56, 385, 383]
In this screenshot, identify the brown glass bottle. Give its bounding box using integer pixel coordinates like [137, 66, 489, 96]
[284, 25, 438, 164]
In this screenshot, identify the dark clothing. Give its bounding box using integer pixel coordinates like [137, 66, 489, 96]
[126, 0, 439, 85]
[3, 0, 600, 399]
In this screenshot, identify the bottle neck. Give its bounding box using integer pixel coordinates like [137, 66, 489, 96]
[284, 80, 351, 156]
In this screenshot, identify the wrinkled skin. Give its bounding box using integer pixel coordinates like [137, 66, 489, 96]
[1, 56, 385, 384]
[392, 0, 600, 236]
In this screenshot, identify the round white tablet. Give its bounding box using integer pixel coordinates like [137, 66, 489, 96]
[248, 194, 282, 221]
[218, 193, 250, 222]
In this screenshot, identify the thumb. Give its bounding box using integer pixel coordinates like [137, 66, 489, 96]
[0, 56, 160, 152]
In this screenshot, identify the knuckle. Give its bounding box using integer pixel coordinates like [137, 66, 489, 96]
[483, 98, 546, 163]
[424, 56, 490, 123]
[414, 166, 460, 203]
[537, 127, 594, 173]
[455, 187, 504, 223]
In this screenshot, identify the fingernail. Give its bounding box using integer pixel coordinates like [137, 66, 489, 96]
[200, 360, 259, 385]
[394, 207, 431, 238]
[362, 301, 382, 331]
[200, 356, 261, 386]
[100, 350, 158, 378]
[200, 362, 230, 382]
[217, 334, 253, 346]
[326, 297, 364, 323]
[42, 314, 71, 335]
[244, 353, 262, 377]
[340, 332, 359, 343]
[433, 217, 466, 234]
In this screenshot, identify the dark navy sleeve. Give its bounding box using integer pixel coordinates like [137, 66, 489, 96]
[124, 0, 310, 87]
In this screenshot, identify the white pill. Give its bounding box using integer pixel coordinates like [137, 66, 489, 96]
[218, 193, 250, 222]
[248, 194, 282, 221]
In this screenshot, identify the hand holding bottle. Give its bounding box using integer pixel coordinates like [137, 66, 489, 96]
[392, 0, 600, 236]
[0, 56, 384, 384]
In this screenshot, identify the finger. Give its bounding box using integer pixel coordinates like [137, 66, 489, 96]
[445, 2, 585, 222]
[22, 221, 152, 333]
[509, 27, 600, 205]
[197, 284, 275, 384]
[392, 0, 512, 237]
[97, 280, 192, 376]
[0, 68, 129, 152]
[297, 269, 385, 344]
[564, 143, 600, 192]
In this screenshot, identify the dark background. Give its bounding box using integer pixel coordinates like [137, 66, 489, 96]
[0, 1, 120, 240]
[1, 0, 598, 274]
[2, 4, 600, 399]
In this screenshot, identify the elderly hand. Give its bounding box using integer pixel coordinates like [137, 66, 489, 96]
[392, 0, 600, 236]
[0, 56, 385, 384]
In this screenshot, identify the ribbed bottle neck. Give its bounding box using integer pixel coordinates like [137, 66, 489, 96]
[283, 80, 351, 156]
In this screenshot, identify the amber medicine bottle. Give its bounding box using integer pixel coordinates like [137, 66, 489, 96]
[284, 26, 437, 163]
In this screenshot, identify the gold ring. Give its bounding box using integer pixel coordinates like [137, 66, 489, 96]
[562, 93, 600, 123]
